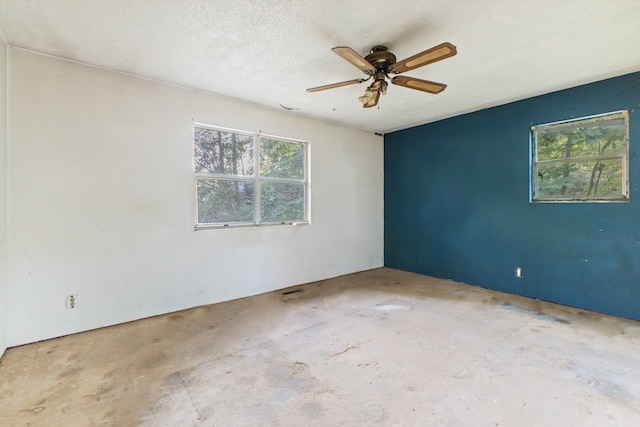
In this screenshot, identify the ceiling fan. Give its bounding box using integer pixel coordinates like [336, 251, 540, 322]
[307, 42, 457, 108]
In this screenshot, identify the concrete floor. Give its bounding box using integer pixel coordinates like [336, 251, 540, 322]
[1, 268, 639, 426]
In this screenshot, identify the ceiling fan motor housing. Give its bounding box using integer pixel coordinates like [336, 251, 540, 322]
[365, 46, 396, 73]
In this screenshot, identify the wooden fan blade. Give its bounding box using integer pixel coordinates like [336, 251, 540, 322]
[389, 42, 457, 74]
[306, 78, 367, 92]
[332, 47, 377, 75]
[391, 76, 447, 94]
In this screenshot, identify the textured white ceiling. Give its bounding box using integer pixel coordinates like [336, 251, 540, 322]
[1, 0, 639, 133]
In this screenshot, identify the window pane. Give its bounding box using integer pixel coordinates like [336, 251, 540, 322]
[536, 159, 623, 199]
[261, 182, 305, 222]
[538, 125, 626, 160]
[259, 138, 304, 179]
[197, 179, 254, 223]
[194, 127, 254, 175]
[537, 116, 626, 161]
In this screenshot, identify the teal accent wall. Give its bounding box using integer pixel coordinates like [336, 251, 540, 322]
[384, 72, 640, 320]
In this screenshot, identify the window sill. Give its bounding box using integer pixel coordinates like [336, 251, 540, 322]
[194, 221, 309, 231]
[531, 198, 629, 203]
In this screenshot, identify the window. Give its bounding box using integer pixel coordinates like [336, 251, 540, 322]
[531, 111, 629, 202]
[194, 125, 309, 228]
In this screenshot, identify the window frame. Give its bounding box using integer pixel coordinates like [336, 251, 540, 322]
[530, 110, 629, 203]
[193, 123, 310, 229]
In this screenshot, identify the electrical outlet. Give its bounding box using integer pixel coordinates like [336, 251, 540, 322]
[515, 267, 523, 278]
[66, 294, 78, 309]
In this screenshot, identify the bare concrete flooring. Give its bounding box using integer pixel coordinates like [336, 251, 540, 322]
[1, 268, 640, 426]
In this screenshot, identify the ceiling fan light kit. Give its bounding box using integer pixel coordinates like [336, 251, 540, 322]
[359, 86, 381, 108]
[307, 42, 457, 108]
[358, 74, 388, 108]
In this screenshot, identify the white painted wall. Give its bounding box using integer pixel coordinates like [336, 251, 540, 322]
[6, 49, 383, 347]
[0, 38, 7, 357]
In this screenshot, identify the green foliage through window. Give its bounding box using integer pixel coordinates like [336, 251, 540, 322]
[531, 111, 629, 202]
[194, 125, 308, 227]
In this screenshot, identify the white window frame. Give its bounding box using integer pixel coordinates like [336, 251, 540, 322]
[194, 124, 310, 229]
[530, 110, 629, 203]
